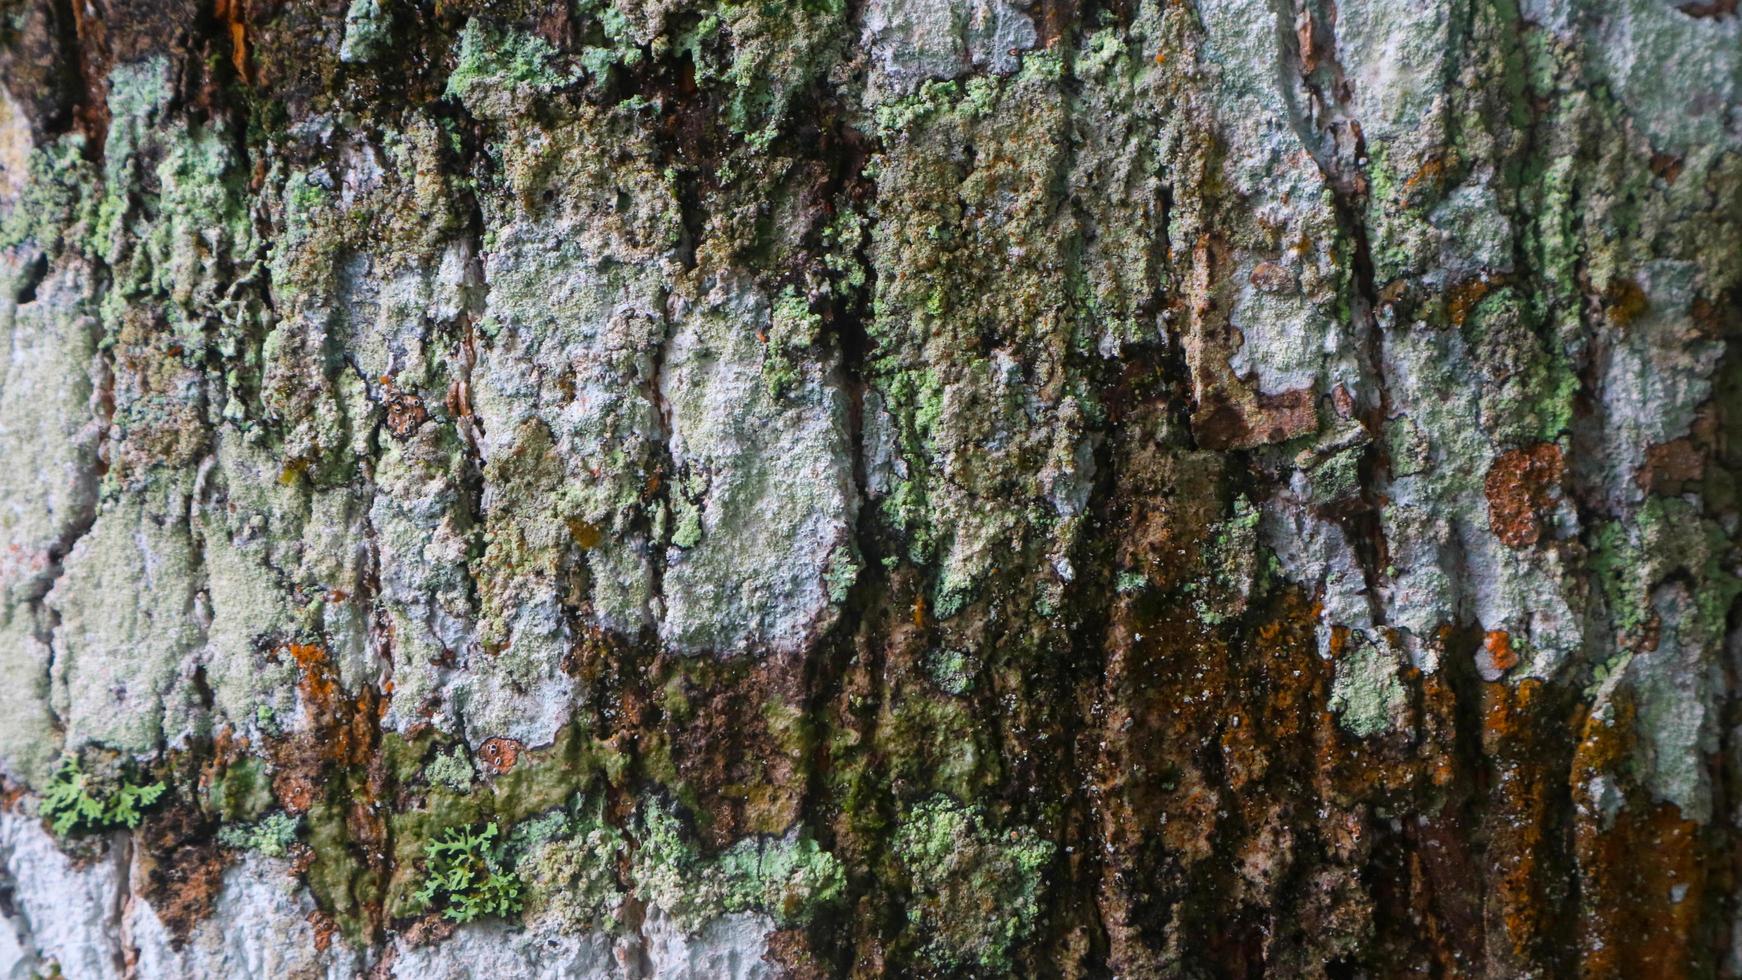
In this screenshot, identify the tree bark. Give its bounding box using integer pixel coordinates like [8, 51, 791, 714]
[0, 0, 1738, 976]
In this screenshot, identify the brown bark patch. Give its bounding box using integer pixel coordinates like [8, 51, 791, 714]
[1248, 261, 1295, 294]
[1484, 444, 1564, 549]
[1194, 385, 1318, 451]
[1636, 437, 1705, 495]
[136, 804, 230, 943]
[1604, 278, 1650, 327]
[1572, 698, 1710, 978]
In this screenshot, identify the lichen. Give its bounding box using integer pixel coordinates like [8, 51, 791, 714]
[1328, 639, 1409, 739]
[216, 812, 301, 858]
[424, 747, 475, 793]
[412, 822, 526, 924]
[632, 801, 845, 931]
[893, 797, 1053, 973]
[39, 756, 165, 837]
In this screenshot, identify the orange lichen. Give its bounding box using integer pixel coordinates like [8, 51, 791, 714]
[477, 737, 522, 775]
[1484, 630, 1519, 673]
[213, 0, 250, 83]
[1446, 277, 1495, 327]
[1484, 443, 1564, 549]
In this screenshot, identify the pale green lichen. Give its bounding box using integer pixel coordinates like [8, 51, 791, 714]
[1187, 495, 1263, 625]
[1329, 639, 1409, 738]
[632, 801, 845, 930]
[338, 0, 392, 64]
[425, 747, 475, 793]
[446, 18, 572, 113]
[216, 812, 300, 858]
[894, 796, 1053, 974]
[824, 544, 859, 604]
[923, 647, 974, 696]
[763, 288, 821, 399]
[512, 803, 628, 932]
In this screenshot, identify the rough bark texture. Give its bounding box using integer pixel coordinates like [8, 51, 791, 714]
[0, 0, 1738, 976]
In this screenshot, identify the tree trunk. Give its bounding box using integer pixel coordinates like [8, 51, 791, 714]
[0, 0, 1737, 976]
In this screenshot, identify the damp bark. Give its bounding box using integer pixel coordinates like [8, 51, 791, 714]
[0, 0, 1738, 977]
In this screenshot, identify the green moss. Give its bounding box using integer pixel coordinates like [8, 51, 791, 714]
[894, 797, 1054, 973]
[205, 757, 273, 823]
[39, 757, 165, 837]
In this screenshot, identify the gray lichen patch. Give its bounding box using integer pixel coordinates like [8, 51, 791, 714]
[657, 281, 858, 655]
[1328, 637, 1410, 740]
[860, 0, 1038, 97]
[48, 490, 203, 757]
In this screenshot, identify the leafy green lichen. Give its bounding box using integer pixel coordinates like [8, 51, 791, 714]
[40, 757, 165, 837]
[413, 822, 526, 924]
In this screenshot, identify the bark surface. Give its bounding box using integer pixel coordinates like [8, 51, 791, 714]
[0, 0, 1738, 976]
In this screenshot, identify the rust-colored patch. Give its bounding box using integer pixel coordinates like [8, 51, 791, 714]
[477, 737, 522, 774]
[1636, 437, 1705, 495]
[383, 391, 428, 439]
[1194, 385, 1318, 451]
[1447, 277, 1495, 327]
[213, 0, 250, 83]
[1400, 155, 1448, 205]
[565, 517, 603, 550]
[1604, 278, 1649, 327]
[1571, 695, 1711, 978]
[1484, 443, 1564, 549]
[763, 928, 831, 980]
[1484, 630, 1519, 673]
[308, 909, 337, 952]
[1649, 151, 1684, 184]
[273, 767, 318, 814]
[399, 911, 457, 949]
[136, 804, 230, 943]
[650, 653, 810, 845]
[1248, 261, 1294, 294]
[1676, 0, 1737, 18]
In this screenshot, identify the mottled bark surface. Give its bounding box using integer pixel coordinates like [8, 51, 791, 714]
[0, 0, 1738, 976]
